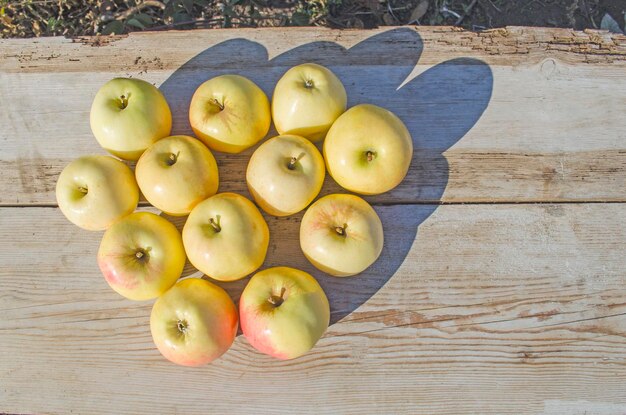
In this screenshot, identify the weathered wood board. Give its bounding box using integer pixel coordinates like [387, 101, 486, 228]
[1, 204, 626, 414]
[0, 26, 625, 415]
[1, 27, 625, 205]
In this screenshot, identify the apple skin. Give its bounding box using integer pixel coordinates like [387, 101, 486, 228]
[90, 78, 172, 161]
[300, 193, 384, 277]
[182, 193, 269, 282]
[189, 74, 270, 154]
[135, 135, 219, 216]
[240, 266, 330, 360]
[272, 63, 347, 142]
[246, 134, 325, 217]
[97, 212, 186, 301]
[323, 104, 413, 195]
[150, 278, 238, 366]
[56, 155, 139, 231]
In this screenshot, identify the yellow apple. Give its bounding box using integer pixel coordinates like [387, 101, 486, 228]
[135, 135, 219, 216]
[182, 193, 269, 282]
[150, 278, 238, 366]
[246, 134, 325, 216]
[56, 155, 138, 231]
[300, 193, 384, 277]
[189, 75, 270, 153]
[272, 63, 347, 142]
[240, 266, 329, 360]
[97, 212, 186, 301]
[323, 104, 413, 195]
[90, 78, 172, 161]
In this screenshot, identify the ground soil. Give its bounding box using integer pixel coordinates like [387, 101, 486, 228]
[0, 0, 624, 38]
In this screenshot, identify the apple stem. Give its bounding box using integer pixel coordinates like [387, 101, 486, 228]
[209, 217, 221, 233]
[77, 186, 88, 194]
[134, 248, 149, 262]
[119, 94, 128, 109]
[166, 152, 178, 166]
[177, 319, 188, 334]
[268, 287, 286, 307]
[366, 151, 375, 162]
[287, 152, 306, 170]
[210, 98, 224, 111]
[335, 223, 348, 237]
[287, 156, 298, 170]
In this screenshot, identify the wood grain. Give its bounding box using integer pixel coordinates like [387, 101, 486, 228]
[1, 204, 625, 414]
[1, 26, 625, 415]
[1, 26, 625, 205]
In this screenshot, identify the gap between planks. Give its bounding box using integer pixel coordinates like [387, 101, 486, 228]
[2, 200, 626, 208]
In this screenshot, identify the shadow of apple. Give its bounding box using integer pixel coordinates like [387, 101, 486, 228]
[158, 28, 493, 325]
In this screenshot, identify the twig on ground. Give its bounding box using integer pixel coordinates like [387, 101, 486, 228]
[455, 0, 478, 25]
[57, 0, 63, 22]
[101, 0, 165, 23]
[325, 16, 347, 28]
[26, 4, 49, 26]
[580, 0, 597, 29]
[486, 0, 501, 12]
[150, 17, 223, 30]
[355, 6, 409, 16]
[310, 13, 328, 25]
[387, 0, 398, 22]
[441, 5, 461, 20]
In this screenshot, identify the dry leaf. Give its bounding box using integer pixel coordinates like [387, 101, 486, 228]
[408, 0, 429, 24]
[0, 13, 12, 26]
[600, 13, 624, 34]
[382, 12, 395, 25]
[32, 20, 41, 36]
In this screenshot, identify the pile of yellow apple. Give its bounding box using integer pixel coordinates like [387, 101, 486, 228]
[56, 63, 412, 366]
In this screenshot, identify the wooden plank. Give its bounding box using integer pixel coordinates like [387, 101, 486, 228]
[1, 203, 625, 414]
[1, 27, 625, 205]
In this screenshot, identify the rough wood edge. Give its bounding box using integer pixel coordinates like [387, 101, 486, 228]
[1, 26, 624, 72]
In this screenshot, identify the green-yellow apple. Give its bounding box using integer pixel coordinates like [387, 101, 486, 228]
[90, 78, 172, 161]
[323, 104, 412, 195]
[189, 75, 270, 153]
[150, 278, 238, 366]
[135, 135, 219, 216]
[240, 266, 329, 360]
[272, 63, 347, 142]
[56, 155, 138, 231]
[246, 134, 325, 216]
[97, 212, 186, 301]
[300, 193, 384, 276]
[182, 193, 269, 281]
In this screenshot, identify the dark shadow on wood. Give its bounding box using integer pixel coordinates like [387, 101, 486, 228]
[159, 28, 493, 326]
